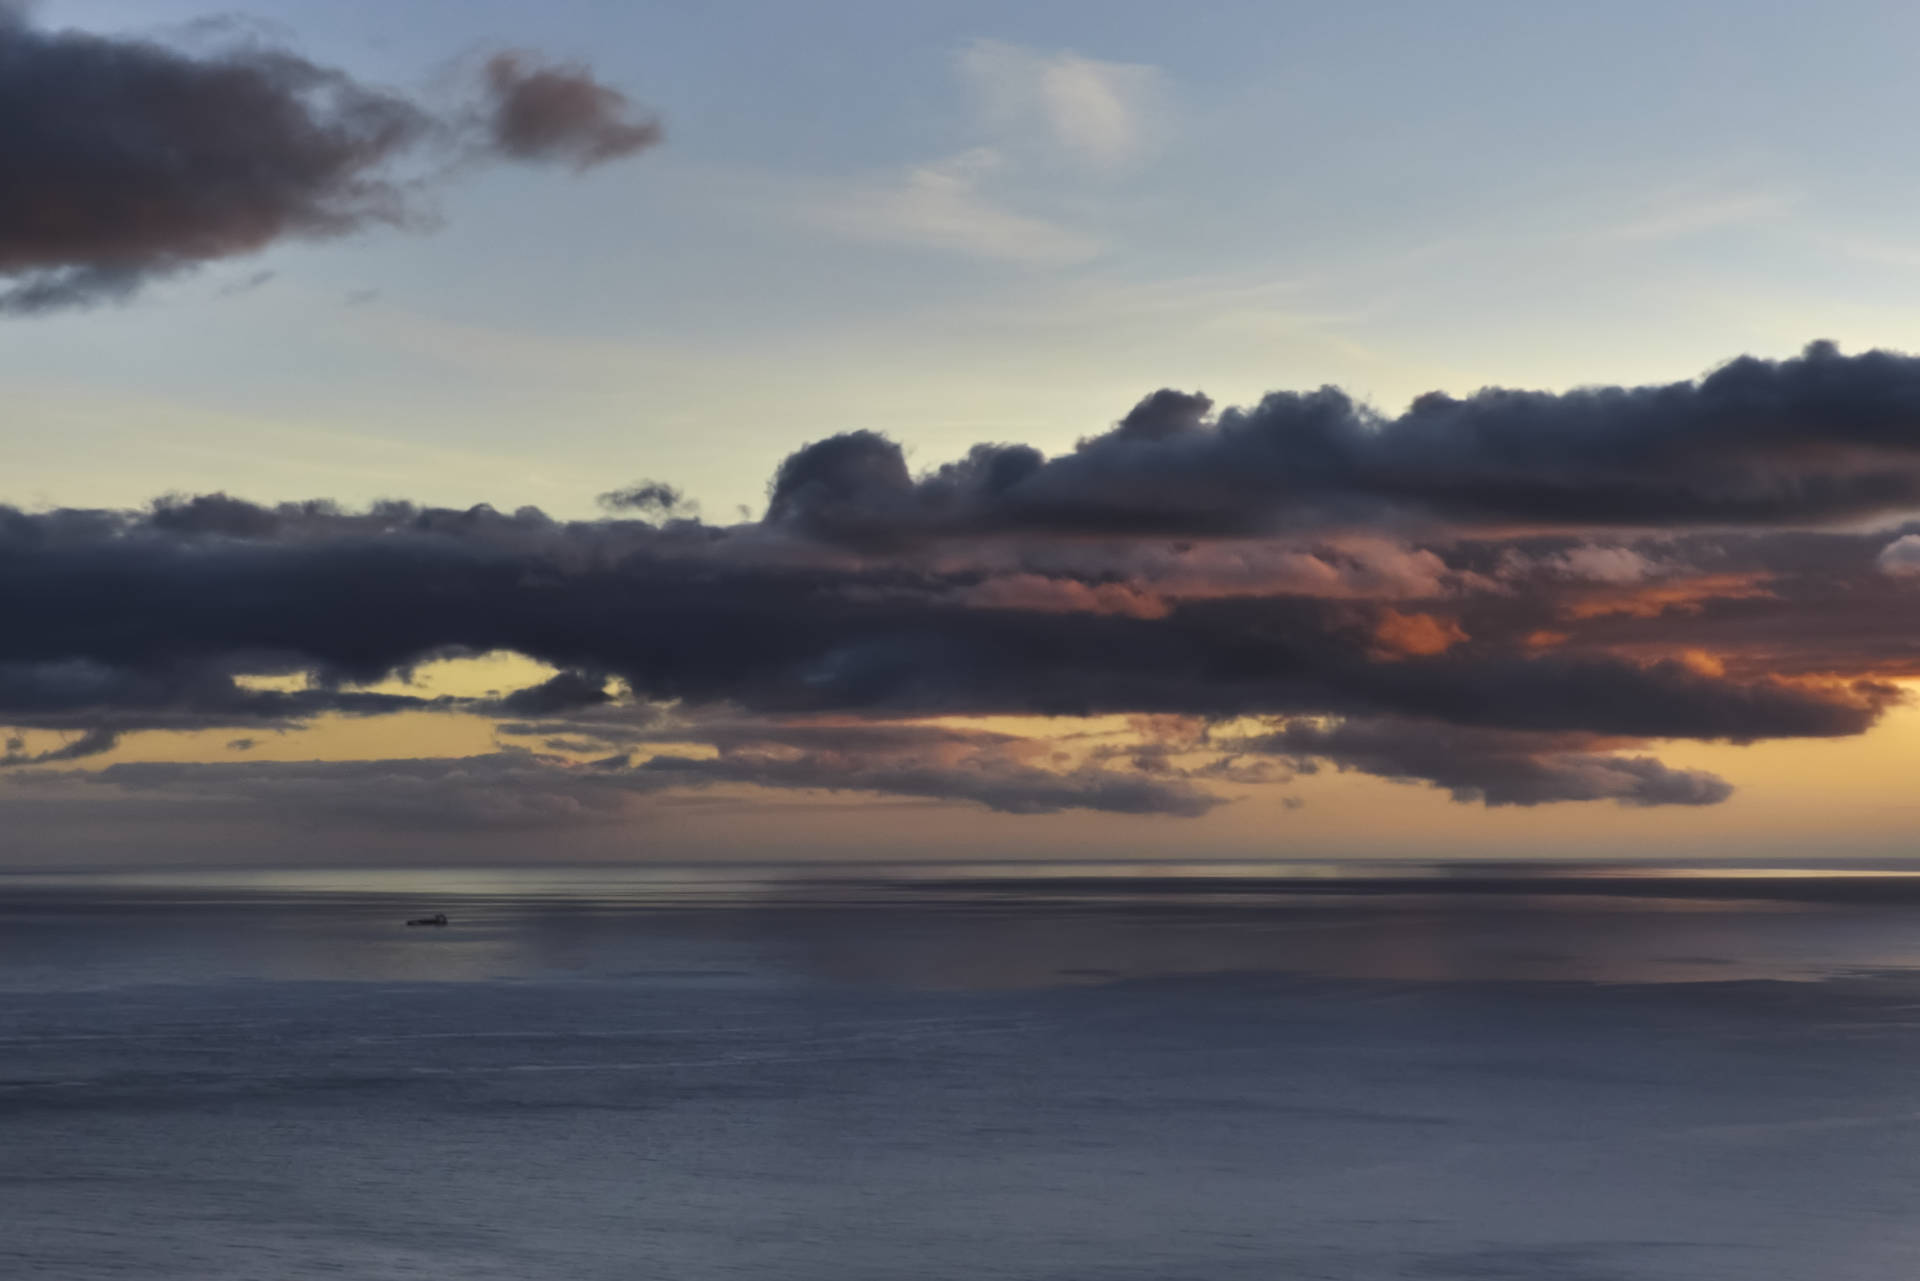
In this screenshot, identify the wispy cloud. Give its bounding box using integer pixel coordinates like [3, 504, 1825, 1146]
[1589, 188, 1795, 244]
[804, 148, 1101, 266]
[958, 39, 1165, 171]
[796, 39, 1167, 267]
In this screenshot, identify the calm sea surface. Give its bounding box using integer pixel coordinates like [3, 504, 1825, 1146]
[7, 862, 1920, 1279]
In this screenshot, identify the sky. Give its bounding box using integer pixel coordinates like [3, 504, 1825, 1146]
[9, 0, 1920, 865]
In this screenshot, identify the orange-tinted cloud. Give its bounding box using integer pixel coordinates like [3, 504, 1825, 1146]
[1559, 573, 1777, 621]
[1369, 610, 1470, 659]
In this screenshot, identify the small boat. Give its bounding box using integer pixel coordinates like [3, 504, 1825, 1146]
[405, 913, 449, 927]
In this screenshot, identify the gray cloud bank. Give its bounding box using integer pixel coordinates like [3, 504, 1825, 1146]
[767, 342, 1920, 544]
[13, 343, 1920, 834]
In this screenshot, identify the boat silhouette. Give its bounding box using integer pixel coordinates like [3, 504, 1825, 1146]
[405, 913, 449, 927]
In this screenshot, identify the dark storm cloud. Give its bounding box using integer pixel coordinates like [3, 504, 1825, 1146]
[765, 343, 1920, 544]
[0, 10, 659, 311]
[483, 53, 662, 169]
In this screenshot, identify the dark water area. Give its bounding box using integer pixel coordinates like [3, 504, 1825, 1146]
[7, 863, 1920, 1279]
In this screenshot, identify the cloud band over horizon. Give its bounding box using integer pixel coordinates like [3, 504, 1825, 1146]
[7, 342, 1920, 844]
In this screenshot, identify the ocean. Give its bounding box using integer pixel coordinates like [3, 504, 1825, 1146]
[6, 863, 1920, 1279]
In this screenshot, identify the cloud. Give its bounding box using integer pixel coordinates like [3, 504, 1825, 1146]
[15, 344, 1920, 825]
[799, 38, 1154, 265]
[762, 342, 1920, 545]
[0, 727, 119, 768]
[482, 53, 662, 170]
[24, 734, 1219, 831]
[1241, 717, 1733, 808]
[215, 269, 277, 298]
[0, 490, 1894, 749]
[1369, 610, 1468, 660]
[958, 40, 1164, 170]
[0, 10, 659, 311]
[806, 148, 1102, 266]
[82, 754, 641, 832]
[765, 428, 917, 539]
[1593, 189, 1792, 244]
[1547, 545, 1655, 584]
[492, 670, 612, 716]
[637, 749, 1219, 817]
[1878, 533, 1920, 576]
[1495, 527, 1920, 682]
[499, 712, 1015, 758]
[0, 656, 449, 732]
[598, 480, 691, 516]
[0, 13, 429, 311]
[952, 574, 1169, 620]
